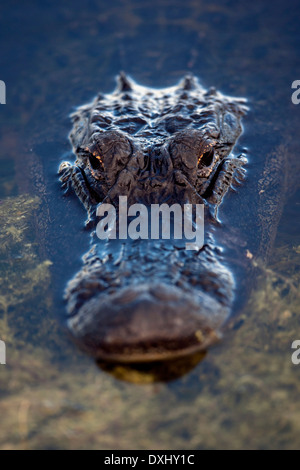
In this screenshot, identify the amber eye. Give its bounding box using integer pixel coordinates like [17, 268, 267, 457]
[198, 148, 214, 168]
[89, 153, 104, 170]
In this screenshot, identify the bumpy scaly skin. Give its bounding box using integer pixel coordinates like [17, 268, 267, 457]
[59, 73, 247, 362]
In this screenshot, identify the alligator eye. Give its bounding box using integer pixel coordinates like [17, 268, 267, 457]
[89, 153, 104, 170]
[198, 148, 214, 168]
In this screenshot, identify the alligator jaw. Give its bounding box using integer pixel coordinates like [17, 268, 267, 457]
[66, 283, 227, 363]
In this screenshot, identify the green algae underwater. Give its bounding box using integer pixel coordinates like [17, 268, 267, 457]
[0, 191, 299, 450]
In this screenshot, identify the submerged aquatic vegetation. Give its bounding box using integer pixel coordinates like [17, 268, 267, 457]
[0, 193, 299, 449]
[0, 195, 57, 395]
[0, 195, 52, 327]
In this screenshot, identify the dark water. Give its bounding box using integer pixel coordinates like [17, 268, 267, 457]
[0, 0, 299, 450]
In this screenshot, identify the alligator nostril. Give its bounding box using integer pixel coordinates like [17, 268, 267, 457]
[114, 288, 140, 305]
[150, 284, 180, 301]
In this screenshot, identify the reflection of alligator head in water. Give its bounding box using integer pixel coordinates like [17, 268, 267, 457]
[59, 73, 247, 365]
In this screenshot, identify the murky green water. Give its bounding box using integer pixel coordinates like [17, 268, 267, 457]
[0, 0, 299, 449]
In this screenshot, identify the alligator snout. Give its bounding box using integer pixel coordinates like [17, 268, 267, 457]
[66, 282, 224, 362]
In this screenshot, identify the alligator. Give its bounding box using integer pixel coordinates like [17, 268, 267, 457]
[59, 73, 280, 364]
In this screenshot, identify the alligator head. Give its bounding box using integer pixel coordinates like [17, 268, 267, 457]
[59, 73, 247, 363]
